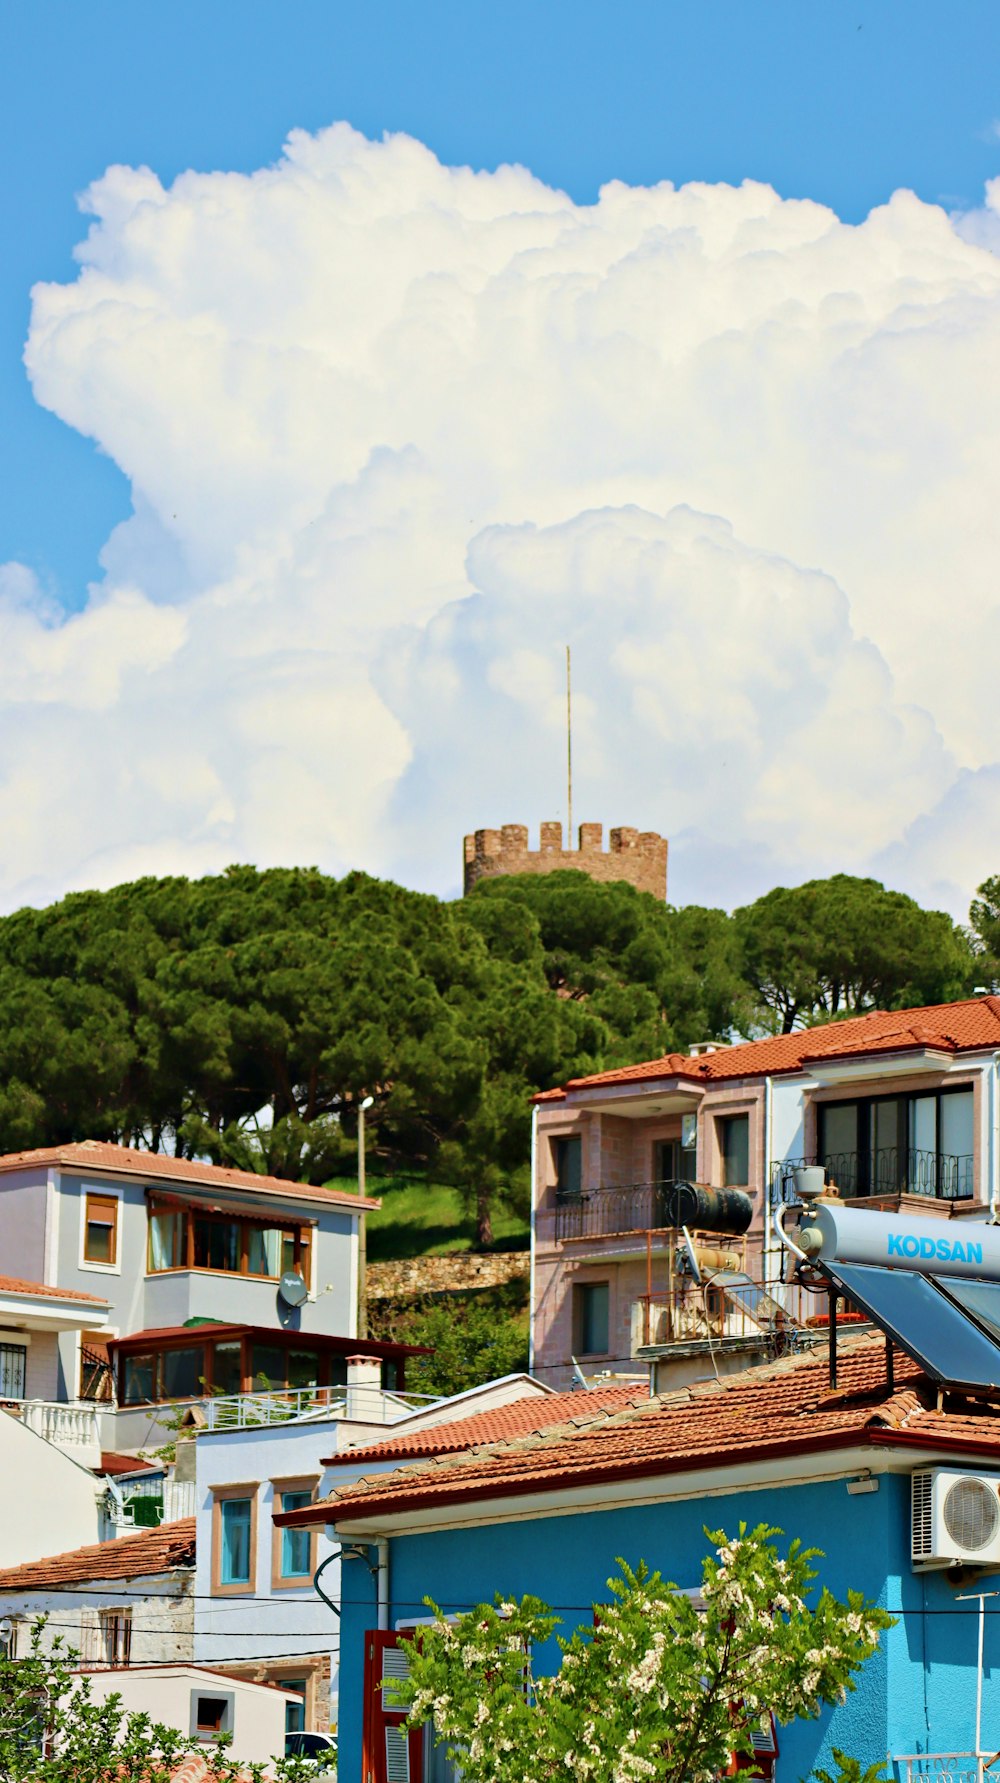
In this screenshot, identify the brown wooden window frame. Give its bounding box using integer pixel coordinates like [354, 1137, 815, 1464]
[271, 1476, 319, 1590]
[83, 1191, 120, 1268]
[147, 1197, 311, 1284]
[98, 1608, 132, 1666]
[211, 1483, 259, 1597]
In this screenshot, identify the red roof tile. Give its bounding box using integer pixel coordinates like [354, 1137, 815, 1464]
[564, 996, 1000, 1091]
[0, 1274, 109, 1306]
[322, 1384, 641, 1470]
[313, 1336, 1000, 1526]
[0, 1141, 378, 1210]
[0, 1518, 195, 1591]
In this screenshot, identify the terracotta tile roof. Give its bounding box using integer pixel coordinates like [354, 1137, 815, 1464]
[321, 1384, 641, 1471]
[0, 1274, 109, 1306]
[0, 1140, 378, 1210]
[316, 1335, 1000, 1526]
[563, 996, 1000, 1092]
[0, 1518, 195, 1591]
[99, 1452, 158, 1478]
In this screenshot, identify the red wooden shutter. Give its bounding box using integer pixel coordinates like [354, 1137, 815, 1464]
[362, 1629, 424, 1783]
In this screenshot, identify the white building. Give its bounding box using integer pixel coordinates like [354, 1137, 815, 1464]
[0, 1517, 196, 1665]
[79, 1664, 296, 1770]
[192, 1363, 556, 1737]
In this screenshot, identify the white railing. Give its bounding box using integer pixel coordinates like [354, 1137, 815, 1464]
[18, 1399, 102, 1464]
[893, 1756, 984, 1781]
[163, 1478, 197, 1521]
[204, 1387, 349, 1431]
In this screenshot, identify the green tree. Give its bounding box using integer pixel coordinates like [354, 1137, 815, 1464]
[734, 875, 973, 1034]
[390, 1524, 892, 1783]
[369, 1281, 529, 1397]
[0, 1623, 315, 1783]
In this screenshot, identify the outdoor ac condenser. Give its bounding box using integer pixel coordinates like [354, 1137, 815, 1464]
[911, 1468, 1000, 1569]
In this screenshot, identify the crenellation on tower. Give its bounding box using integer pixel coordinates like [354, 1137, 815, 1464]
[462, 821, 668, 900]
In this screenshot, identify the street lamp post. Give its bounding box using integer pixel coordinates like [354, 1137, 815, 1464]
[357, 1095, 374, 1340]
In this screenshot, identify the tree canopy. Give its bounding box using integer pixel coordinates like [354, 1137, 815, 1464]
[0, 863, 976, 1242]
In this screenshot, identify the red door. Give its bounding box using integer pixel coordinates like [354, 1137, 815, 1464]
[362, 1629, 424, 1783]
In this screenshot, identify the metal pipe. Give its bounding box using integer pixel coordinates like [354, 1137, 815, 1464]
[528, 1104, 538, 1373]
[773, 1198, 809, 1265]
[763, 1076, 773, 1290]
[375, 1536, 390, 1632]
[991, 1056, 999, 1224]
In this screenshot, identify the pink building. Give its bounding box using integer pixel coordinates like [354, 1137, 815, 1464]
[530, 995, 1000, 1388]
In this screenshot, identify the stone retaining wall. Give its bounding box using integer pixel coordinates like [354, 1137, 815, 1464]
[366, 1250, 529, 1299]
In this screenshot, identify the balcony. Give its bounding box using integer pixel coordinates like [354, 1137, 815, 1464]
[774, 1148, 974, 1203]
[554, 1180, 676, 1242]
[1, 1397, 102, 1467]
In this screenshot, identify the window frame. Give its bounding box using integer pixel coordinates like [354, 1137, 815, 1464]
[717, 1112, 751, 1188]
[817, 1084, 975, 1200]
[80, 1185, 124, 1274]
[271, 1476, 319, 1590]
[211, 1484, 259, 1597]
[572, 1279, 611, 1358]
[98, 1608, 132, 1667]
[191, 1689, 235, 1741]
[147, 1196, 311, 1283]
[552, 1134, 583, 1200]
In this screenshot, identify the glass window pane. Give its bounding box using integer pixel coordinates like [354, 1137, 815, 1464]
[909, 1095, 937, 1155]
[149, 1211, 184, 1271]
[820, 1103, 859, 1195]
[220, 1498, 252, 1585]
[283, 1684, 307, 1738]
[280, 1491, 313, 1577]
[248, 1227, 283, 1277]
[124, 1355, 156, 1404]
[251, 1345, 286, 1391]
[719, 1115, 749, 1187]
[871, 1100, 901, 1193]
[575, 1282, 609, 1354]
[161, 1347, 203, 1400]
[0, 1344, 27, 1399]
[288, 1351, 319, 1390]
[213, 1342, 242, 1397]
[942, 1092, 974, 1173]
[555, 1136, 582, 1196]
[828, 1262, 1000, 1390]
[193, 1217, 240, 1273]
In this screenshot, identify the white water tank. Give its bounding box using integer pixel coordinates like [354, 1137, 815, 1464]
[801, 1203, 1000, 1281]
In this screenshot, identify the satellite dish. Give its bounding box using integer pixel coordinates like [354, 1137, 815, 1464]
[277, 1270, 308, 1309]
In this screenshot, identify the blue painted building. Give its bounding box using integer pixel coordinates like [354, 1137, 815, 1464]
[282, 1332, 1000, 1782]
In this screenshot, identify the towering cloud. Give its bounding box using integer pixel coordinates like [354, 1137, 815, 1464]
[5, 121, 1000, 911]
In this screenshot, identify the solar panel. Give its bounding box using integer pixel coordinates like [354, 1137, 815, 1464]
[936, 1275, 1000, 1347]
[822, 1261, 1000, 1392]
[718, 1274, 789, 1330]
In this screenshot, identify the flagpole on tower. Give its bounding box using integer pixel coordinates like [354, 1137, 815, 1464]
[566, 644, 573, 850]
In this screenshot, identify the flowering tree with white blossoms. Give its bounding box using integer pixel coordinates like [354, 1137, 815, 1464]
[389, 1522, 892, 1783]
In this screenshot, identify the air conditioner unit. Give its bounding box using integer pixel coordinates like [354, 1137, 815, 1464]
[911, 1469, 1000, 1569]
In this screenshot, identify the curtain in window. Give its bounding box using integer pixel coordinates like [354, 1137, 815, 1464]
[149, 1212, 177, 1271]
[248, 1227, 282, 1277]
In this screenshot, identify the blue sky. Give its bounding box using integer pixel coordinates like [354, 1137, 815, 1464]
[2, 3, 1000, 917]
[4, 0, 1000, 608]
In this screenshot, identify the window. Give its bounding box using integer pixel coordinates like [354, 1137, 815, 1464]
[282, 1681, 307, 1738]
[273, 1483, 317, 1587]
[0, 1343, 27, 1402]
[818, 1088, 975, 1199]
[655, 1124, 698, 1184]
[553, 1135, 582, 1198]
[161, 1346, 203, 1400]
[192, 1692, 234, 1739]
[718, 1114, 750, 1187]
[573, 1281, 610, 1356]
[147, 1199, 308, 1281]
[123, 1354, 156, 1405]
[212, 1488, 258, 1594]
[83, 1193, 119, 1267]
[99, 1609, 132, 1667]
[212, 1341, 242, 1397]
[0, 1618, 19, 1659]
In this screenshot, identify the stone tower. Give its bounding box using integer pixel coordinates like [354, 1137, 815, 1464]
[462, 822, 668, 900]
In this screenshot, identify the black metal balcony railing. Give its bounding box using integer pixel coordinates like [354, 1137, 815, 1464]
[774, 1148, 974, 1202]
[555, 1180, 677, 1242]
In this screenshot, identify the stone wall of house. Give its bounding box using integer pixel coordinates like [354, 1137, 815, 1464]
[366, 1251, 529, 1300]
[463, 822, 668, 900]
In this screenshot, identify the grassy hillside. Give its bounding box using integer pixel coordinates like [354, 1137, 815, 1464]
[328, 1173, 529, 1260]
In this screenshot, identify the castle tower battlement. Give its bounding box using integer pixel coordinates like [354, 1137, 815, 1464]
[462, 822, 668, 900]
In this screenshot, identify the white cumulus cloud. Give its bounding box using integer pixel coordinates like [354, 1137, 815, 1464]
[5, 120, 1000, 914]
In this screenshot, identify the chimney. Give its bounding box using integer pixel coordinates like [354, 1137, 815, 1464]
[345, 1355, 385, 1423]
